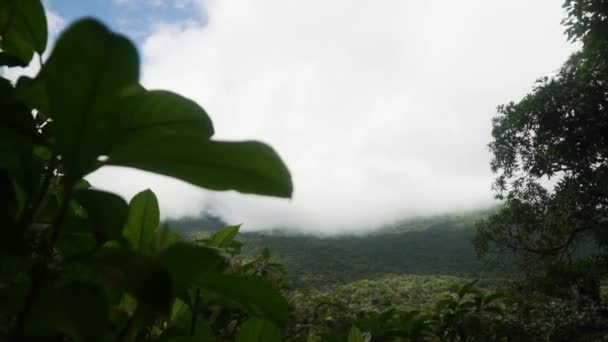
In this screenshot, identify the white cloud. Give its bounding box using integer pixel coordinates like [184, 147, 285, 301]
[45, 6, 65, 35]
[87, 0, 576, 233]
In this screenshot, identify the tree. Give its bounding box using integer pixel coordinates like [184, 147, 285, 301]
[475, 0, 608, 266]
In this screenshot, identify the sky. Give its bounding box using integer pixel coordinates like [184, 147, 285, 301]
[20, 0, 577, 233]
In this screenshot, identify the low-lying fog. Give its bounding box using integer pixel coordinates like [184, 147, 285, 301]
[88, 0, 576, 234]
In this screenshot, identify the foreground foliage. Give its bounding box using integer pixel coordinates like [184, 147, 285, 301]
[0, 2, 293, 341]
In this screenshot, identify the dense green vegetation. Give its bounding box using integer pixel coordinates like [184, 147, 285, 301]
[0, 2, 293, 341]
[2, 0, 607, 340]
[475, 0, 608, 276]
[174, 212, 493, 286]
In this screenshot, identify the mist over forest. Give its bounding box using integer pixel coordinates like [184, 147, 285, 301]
[1, 0, 607, 341]
[85, 0, 576, 234]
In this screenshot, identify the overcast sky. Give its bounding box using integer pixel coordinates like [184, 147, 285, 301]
[35, 1, 577, 233]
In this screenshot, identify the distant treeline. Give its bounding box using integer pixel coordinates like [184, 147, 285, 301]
[166, 210, 502, 287]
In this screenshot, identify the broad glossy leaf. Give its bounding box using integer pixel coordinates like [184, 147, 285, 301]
[115, 89, 214, 139]
[209, 225, 240, 248]
[26, 283, 109, 342]
[123, 189, 159, 252]
[109, 138, 293, 198]
[236, 319, 281, 342]
[75, 189, 128, 243]
[38, 19, 139, 184]
[0, 0, 47, 66]
[196, 275, 289, 328]
[157, 242, 227, 296]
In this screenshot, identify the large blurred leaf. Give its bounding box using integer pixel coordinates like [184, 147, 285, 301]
[57, 188, 127, 256]
[0, 77, 41, 192]
[0, 171, 28, 263]
[235, 318, 281, 342]
[115, 89, 214, 139]
[123, 189, 159, 252]
[109, 138, 293, 198]
[196, 275, 289, 328]
[37, 18, 139, 184]
[26, 283, 109, 342]
[88, 246, 173, 315]
[57, 210, 96, 257]
[0, 0, 47, 66]
[75, 189, 128, 243]
[157, 243, 226, 296]
[14, 74, 50, 116]
[209, 225, 240, 248]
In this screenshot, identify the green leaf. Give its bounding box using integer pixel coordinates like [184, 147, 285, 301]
[150, 222, 182, 253]
[196, 275, 289, 328]
[14, 74, 50, 115]
[483, 293, 505, 305]
[109, 138, 293, 198]
[209, 225, 240, 248]
[0, 79, 41, 191]
[123, 189, 159, 252]
[88, 246, 173, 314]
[347, 326, 364, 342]
[236, 318, 281, 342]
[26, 283, 109, 342]
[38, 18, 139, 184]
[168, 298, 216, 339]
[157, 242, 227, 296]
[57, 210, 96, 257]
[458, 279, 479, 299]
[75, 189, 129, 243]
[115, 89, 214, 139]
[0, 0, 47, 66]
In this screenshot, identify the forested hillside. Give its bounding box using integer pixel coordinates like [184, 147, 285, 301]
[171, 211, 495, 286]
[2, 0, 607, 340]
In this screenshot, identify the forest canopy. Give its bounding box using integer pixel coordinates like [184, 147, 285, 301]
[475, 0, 607, 264]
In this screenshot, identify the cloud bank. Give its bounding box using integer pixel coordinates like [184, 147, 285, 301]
[88, 0, 576, 233]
